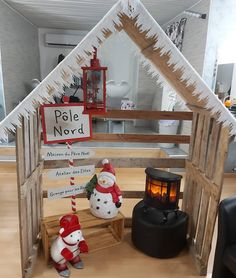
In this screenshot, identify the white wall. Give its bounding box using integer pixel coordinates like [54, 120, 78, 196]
[135, 65, 162, 127]
[203, 0, 236, 90]
[38, 28, 87, 79]
[216, 63, 234, 95]
[0, 49, 6, 120]
[99, 31, 139, 103]
[216, 0, 236, 64]
[162, 0, 211, 152]
[162, 0, 211, 76]
[0, 1, 40, 114]
[231, 65, 236, 101]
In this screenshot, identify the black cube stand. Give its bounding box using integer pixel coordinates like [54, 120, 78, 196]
[132, 200, 188, 258]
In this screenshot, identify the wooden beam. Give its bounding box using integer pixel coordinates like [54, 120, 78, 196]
[94, 110, 193, 120]
[213, 126, 230, 186]
[119, 14, 206, 109]
[20, 162, 44, 199]
[187, 104, 211, 116]
[44, 157, 186, 169]
[119, 14, 157, 50]
[188, 112, 198, 161]
[24, 242, 40, 278]
[205, 121, 221, 179]
[43, 190, 184, 199]
[185, 160, 219, 200]
[91, 133, 190, 143]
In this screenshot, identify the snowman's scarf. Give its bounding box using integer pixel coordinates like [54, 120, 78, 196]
[96, 183, 121, 203]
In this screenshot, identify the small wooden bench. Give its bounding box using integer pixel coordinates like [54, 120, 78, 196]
[41, 209, 125, 264]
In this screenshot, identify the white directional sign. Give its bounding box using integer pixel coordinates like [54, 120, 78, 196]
[47, 165, 95, 179]
[41, 103, 92, 144]
[48, 184, 86, 200]
[42, 147, 94, 161]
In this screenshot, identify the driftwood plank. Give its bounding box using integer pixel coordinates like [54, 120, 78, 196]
[205, 121, 221, 179]
[16, 123, 25, 186]
[44, 157, 186, 169]
[195, 190, 210, 256]
[37, 110, 42, 164]
[190, 181, 202, 240]
[20, 198, 29, 274]
[29, 115, 36, 171]
[24, 243, 40, 278]
[24, 117, 31, 178]
[94, 110, 193, 120]
[200, 198, 219, 271]
[187, 178, 197, 237]
[92, 133, 190, 143]
[43, 190, 184, 199]
[37, 173, 43, 232]
[31, 182, 38, 240]
[33, 112, 39, 166]
[41, 133, 191, 144]
[188, 112, 198, 161]
[199, 117, 211, 172]
[16, 122, 28, 274]
[26, 189, 33, 256]
[182, 172, 190, 211]
[192, 114, 205, 167]
[213, 126, 230, 186]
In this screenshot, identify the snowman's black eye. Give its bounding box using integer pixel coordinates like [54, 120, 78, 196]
[70, 235, 73, 237]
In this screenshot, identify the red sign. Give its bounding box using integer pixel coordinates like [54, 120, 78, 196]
[41, 103, 92, 144]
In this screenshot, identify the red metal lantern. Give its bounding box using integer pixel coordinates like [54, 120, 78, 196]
[82, 48, 107, 114]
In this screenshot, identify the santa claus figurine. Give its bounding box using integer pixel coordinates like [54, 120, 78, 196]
[86, 159, 122, 219]
[50, 214, 88, 277]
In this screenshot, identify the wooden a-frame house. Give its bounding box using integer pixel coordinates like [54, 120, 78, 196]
[0, 0, 235, 277]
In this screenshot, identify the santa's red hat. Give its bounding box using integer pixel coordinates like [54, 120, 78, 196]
[100, 159, 116, 182]
[59, 214, 81, 238]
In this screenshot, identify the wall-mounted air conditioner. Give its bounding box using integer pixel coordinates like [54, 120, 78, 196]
[45, 33, 84, 47]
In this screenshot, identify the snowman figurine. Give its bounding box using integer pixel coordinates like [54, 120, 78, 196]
[50, 214, 88, 277]
[86, 159, 122, 219]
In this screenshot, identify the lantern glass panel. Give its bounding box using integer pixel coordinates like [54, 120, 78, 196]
[170, 182, 177, 203]
[86, 70, 103, 105]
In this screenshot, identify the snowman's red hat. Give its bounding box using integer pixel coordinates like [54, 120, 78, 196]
[100, 159, 116, 182]
[59, 214, 81, 238]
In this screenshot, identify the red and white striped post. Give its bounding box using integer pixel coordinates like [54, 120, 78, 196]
[67, 140, 76, 213]
[62, 96, 76, 213]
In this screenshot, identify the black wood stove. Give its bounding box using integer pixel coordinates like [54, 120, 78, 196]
[131, 168, 188, 258]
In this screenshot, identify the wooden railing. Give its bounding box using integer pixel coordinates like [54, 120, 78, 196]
[92, 110, 193, 143]
[42, 110, 192, 227]
[94, 110, 193, 120]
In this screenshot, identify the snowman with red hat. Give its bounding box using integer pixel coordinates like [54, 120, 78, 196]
[50, 214, 88, 277]
[86, 159, 122, 219]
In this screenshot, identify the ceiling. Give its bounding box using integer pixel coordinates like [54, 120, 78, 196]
[4, 0, 201, 30]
